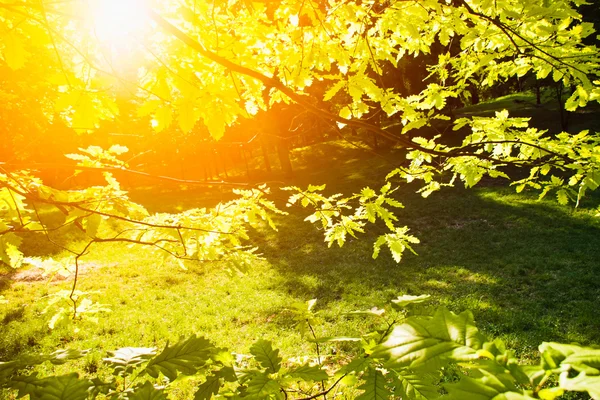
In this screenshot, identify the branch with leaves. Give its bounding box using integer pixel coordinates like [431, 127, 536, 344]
[0, 146, 289, 324]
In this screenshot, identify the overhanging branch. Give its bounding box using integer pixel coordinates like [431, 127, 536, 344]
[147, 9, 423, 150]
[0, 162, 250, 187]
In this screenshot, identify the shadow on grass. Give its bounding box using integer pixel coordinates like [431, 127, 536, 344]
[457, 91, 600, 135]
[257, 185, 600, 355]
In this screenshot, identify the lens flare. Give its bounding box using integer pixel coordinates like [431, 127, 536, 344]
[88, 0, 149, 44]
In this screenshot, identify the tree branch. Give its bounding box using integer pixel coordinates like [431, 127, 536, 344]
[147, 9, 421, 150]
[295, 374, 348, 400]
[455, 0, 590, 76]
[0, 161, 250, 187]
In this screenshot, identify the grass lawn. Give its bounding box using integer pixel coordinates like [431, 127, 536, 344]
[457, 89, 600, 134]
[1, 134, 600, 396]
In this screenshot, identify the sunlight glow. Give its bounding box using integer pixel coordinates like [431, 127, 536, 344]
[88, 0, 149, 44]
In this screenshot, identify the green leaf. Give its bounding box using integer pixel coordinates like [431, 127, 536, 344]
[3, 242, 23, 268]
[519, 365, 546, 388]
[394, 368, 439, 400]
[0, 361, 16, 387]
[538, 387, 564, 400]
[9, 373, 45, 398]
[85, 213, 102, 238]
[89, 377, 116, 397]
[103, 347, 156, 376]
[445, 370, 533, 400]
[128, 381, 167, 400]
[194, 374, 221, 400]
[391, 294, 431, 309]
[2, 352, 81, 392]
[145, 335, 214, 380]
[0, 233, 23, 268]
[341, 355, 372, 374]
[48, 349, 88, 365]
[356, 367, 392, 400]
[2, 348, 87, 386]
[372, 307, 485, 370]
[347, 307, 386, 317]
[541, 342, 580, 370]
[287, 364, 328, 381]
[372, 227, 420, 263]
[540, 342, 600, 374]
[249, 340, 282, 373]
[31, 373, 92, 400]
[242, 372, 281, 399]
[559, 372, 600, 399]
[565, 86, 589, 111]
[556, 190, 569, 205]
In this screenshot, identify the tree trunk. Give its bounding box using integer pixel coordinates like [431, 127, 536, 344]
[276, 137, 293, 175]
[556, 82, 570, 131]
[468, 84, 480, 105]
[260, 137, 271, 172]
[220, 152, 229, 178]
[241, 145, 250, 179]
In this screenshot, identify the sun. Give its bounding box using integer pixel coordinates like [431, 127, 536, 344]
[88, 0, 150, 44]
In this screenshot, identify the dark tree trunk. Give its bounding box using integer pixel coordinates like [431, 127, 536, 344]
[556, 82, 570, 131]
[468, 84, 480, 105]
[260, 137, 271, 172]
[276, 137, 293, 175]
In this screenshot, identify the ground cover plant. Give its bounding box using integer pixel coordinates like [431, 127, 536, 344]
[1, 0, 600, 397]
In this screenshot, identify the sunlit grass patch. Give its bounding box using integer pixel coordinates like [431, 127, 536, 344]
[1, 140, 599, 399]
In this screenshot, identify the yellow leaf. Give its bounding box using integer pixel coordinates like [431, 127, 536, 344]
[204, 112, 226, 140]
[152, 106, 173, 132]
[339, 106, 352, 119]
[152, 72, 172, 100]
[6, 243, 23, 268]
[2, 32, 28, 70]
[538, 388, 564, 400]
[178, 101, 198, 133]
[137, 100, 161, 117]
[72, 92, 99, 132]
[54, 91, 79, 112]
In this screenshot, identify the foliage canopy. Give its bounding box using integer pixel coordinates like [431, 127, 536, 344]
[0, 0, 598, 270]
[1, 0, 600, 397]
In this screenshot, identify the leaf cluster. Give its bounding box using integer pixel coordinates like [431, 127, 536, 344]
[2, 295, 599, 399]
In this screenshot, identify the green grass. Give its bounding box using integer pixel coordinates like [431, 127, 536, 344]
[457, 89, 600, 134]
[1, 139, 600, 397]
